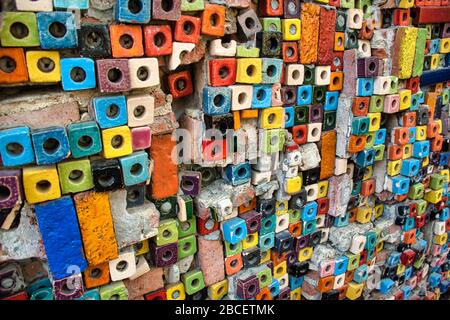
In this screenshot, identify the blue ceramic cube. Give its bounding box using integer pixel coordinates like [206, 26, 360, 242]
[374, 128, 386, 145]
[333, 212, 349, 227]
[0, 126, 35, 167]
[412, 140, 430, 158]
[222, 217, 247, 245]
[284, 106, 295, 128]
[301, 201, 318, 222]
[333, 256, 348, 275]
[259, 232, 274, 251]
[119, 151, 150, 186]
[400, 158, 421, 177]
[429, 39, 440, 54]
[296, 85, 313, 106]
[410, 94, 420, 111]
[324, 91, 339, 111]
[289, 275, 303, 290]
[379, 278, 394, 294]
[61, 58, 96, 91]
[353, 265, 368, 283]
[389, 175, 410, 195]
[268, 279, 280, 298]
[365, 231, 377, 250]
[260, 214, 276, 235]
[76, 289, 101, 300]
[37, 12, 78, 49]
[408, 127, 417, 143]
[357, 77, 374, 97]
[224, 162, 251, 186]
[67, 121, 102, 158]
[32, 126, 70, 165]
[429, 272, 441, 287]
[203, 87, 231, 115]
[251, 85, 272, 109]
[261, 58, 283, 84]
[54, 0, 89, 9]
[92, 96, 128, 129]
[115, 0, 151, 23]
[352, 180, 361, 195]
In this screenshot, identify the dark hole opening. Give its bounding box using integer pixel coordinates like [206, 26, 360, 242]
[70, 67, 86, 83]
[10, 22, 29, 39]
[0, 56, 16, 73]
[49, 22, 67, 38]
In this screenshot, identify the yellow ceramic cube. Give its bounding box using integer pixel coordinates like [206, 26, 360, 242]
[236, 58, 262, 84]
[430, 54, 440, 70]
[284, 176, 302, 194]
[416, 126, 427, 141]
[434, 233, 448, 245]
[387, 160, 402, 176]
[276, 200, 289, 216]
[208, 279, 228, 300]
[440, 169, 449, 183]
[317, 180, 329, 198]
[422, 156, 429, 167]
[397, 263, 406, 275]
[356, 206, 372, 224]
[398, 0, 414, 8]
[273, 261, 287, 279]
[242, 232, 259, 250]
[376, 240, 384, 252]
[290, 287, 302, 300]
[424, 189, 443, 204]
[166, 282, 186, 300]
[101, 126, 133, 159]
[374, 204, 384, 219]
[402, 144, 413, 159]
[26, 51, 61, 83]
[281, 19, 301, 41]
[346, 254, 360, 270]
[399, 89, 412, 110]
[440, 39, 450, 53]
[23, 166, 61, 204]
[367, 113, 381, 132]
[260, 249, 271, 264]
[363, 166, 373, 180]
[134, 240, 149, 256]
[260, 107, 284, 129]
[345, 281, 364, 300]
[298, 247, 313, 262]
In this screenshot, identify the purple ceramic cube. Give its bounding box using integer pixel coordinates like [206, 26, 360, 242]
[53, 273, 84, 300]
[180, 171, 201, 196]
[295, 235, 310, 251]
[278, 287, 290, 300]
[152, 0, 181, 21]
[0, 170, 21, 210]
[150, 242, 178, 267]
[281, 86, 296, 106]
[236, 275, 260, 299]
[285, 250, 297, 268]
[96, 59, 131, 93]
[309, 104, 323, 123]
[239, 210, 262, 234]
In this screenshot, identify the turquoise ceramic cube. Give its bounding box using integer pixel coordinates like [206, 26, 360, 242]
[119, 151, 150, 186]
[67, 121, 102, 158]
[261, 58, 283, 84]
[0, 126, 35, 167]
[36, 12, 78, 49]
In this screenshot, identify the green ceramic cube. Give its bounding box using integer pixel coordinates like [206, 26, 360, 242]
[261, 129, 285, 154]
[224, 240, 242, 257]
[57, 159, 94, 194]
[442, 89, 449, 105]
[178, 216, 197, 238]
[416, 199, 427, 215]
[67, 121, 102, 158]
[373, 144, 385, 161]
[289, 209, 301, 223]
[257, 266, 272, 288]
[346, 253, 360, 270]
[262, 18, 281, 32]
[369, 95, 384, 113]
[323, 111, 337, 131]
[236, 45, 260, 58]
[365, 132, 376, 149]
[389, 76, 398, 94]
[181, 0, 204, 11]
[430, 174, 445, 190]
[182, 269, 205, 295]
[156, 219, 178, 246]
[0, 12, 40, 47]
[413, 254, 425, 269]
[180, 194, 194, 220]
[356, 0, 372, 18]
[408, 183, 424, 200]
[178, 235, 197, 259]
[340, 0, 355, 9]
[99, 281, 128, 300]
